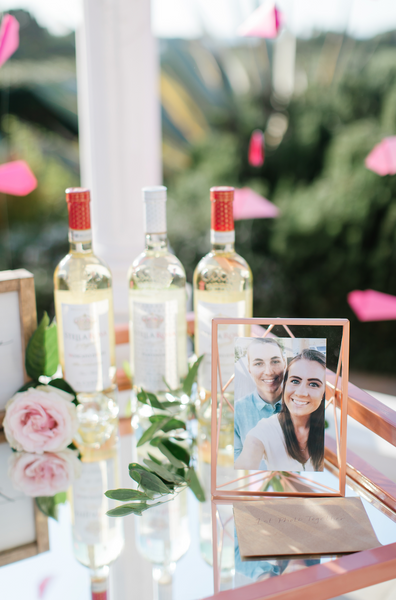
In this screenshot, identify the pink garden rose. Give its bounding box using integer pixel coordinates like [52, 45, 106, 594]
[3, 385, 78, 453]
[9, 449, 81, 497]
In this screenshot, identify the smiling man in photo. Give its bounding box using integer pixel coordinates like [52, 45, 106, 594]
[234, 338, 286, 464]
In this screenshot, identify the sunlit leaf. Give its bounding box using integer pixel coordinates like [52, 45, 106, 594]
[25, 312, 59, 379]
[106, 502, 148, 517]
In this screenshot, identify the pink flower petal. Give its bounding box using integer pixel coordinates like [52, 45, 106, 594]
[234, 187, 279, 220]
[248, 130, 265, 167]
[365, 136, 396, 176]
[38, 576, 55, 599]
[0, 14, 19, 68]
[238, 1, 284, 39]
[0, 160, 37, 195]
[347, 289, 396, 321]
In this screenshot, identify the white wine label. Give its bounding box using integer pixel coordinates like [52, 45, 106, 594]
[69, 229, 92, 242]
[132, 299, 178, 392]
[72, 459, 116, 545]
[62, 300, 111, 392]
[197, 300, 246, 392]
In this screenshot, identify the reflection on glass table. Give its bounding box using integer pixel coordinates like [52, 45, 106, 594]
[1, 420, 396, 600]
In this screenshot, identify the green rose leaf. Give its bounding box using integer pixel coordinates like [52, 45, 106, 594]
[49, 378, 78, 404]
[25, 312, 59, 379]
[17, 380, 40, 393]
[182, 354, 204, 396]
[129, 469, 171, 495]
[160, 439, 190, 466]
[185, 467, 205, 502]
[105, 489, 151, 501]
[35, 492, 67, 521]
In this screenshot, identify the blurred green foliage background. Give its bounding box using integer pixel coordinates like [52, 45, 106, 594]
[1, 10, 396, 374]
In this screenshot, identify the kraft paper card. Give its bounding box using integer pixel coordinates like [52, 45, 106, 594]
[234, 497, 380, 560]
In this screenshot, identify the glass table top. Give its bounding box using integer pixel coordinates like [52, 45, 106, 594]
[1, 428, 396, 600]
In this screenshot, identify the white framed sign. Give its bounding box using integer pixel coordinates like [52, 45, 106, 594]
[0, 269, 37, 428]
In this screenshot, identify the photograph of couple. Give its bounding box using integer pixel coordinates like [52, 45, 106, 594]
[234, 336, 326, 472]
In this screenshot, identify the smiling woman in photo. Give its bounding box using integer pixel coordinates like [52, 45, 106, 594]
[234, 349, 326, 471]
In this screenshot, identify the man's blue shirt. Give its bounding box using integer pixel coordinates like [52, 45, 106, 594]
[234, 389, 282, 460]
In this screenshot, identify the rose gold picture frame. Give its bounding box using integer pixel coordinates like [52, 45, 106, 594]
[211, 317, 350, 500]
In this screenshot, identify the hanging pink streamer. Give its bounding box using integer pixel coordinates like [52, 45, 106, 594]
[248, 130, 265, 167]
[347, 289, 396, 321]
[365, 136, 396, 176]
[237, 1, 283, 38]
[234, 187, 279, 220]
[0, 14, 19, 68]
[0, 160, 37, 195]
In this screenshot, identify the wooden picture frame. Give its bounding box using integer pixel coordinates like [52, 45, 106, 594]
[211, 317, 350, 500]
[0, 269, 37, 432]
[0, 437, 49, 567]
[0, 269, 48, 566]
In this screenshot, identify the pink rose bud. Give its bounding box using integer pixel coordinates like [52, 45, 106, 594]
[9, 449, 81, 497]
[3, 385, 78, 453]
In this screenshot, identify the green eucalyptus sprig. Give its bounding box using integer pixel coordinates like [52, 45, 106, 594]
[105, 356, 205, 517]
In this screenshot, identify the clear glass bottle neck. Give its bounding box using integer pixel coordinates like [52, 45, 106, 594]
[211, 241, 235, 253]
[69, 230, 93, 254]
[145, 232, 168, 250]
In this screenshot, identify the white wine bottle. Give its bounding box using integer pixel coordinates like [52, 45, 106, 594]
[70, 434, 124, 595]
[128, 186, 188, 395]
[54, 188, 118, 446]
[193, 186, 253, 403]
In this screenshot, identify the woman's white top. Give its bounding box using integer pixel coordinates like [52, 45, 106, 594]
[246, 415, 315, 471]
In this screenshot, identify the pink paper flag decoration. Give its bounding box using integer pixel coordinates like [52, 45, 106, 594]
[0, 160, 37, 195]
[365, 136, 396, 176]
[234, 187, 279, 220]
[248, 130, 265, 167]
[237, 1, 283, 39]
[347, 289, 396, 321]
[0, 14, 19, 68]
